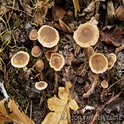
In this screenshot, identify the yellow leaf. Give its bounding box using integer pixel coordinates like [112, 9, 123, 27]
[0, 98, 35, 124]
[72, 0, 80, 17]
[42, 82, 79, 124]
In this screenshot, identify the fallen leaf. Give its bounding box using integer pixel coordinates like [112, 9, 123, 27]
[72, 0, 80, 17]
[115, 5, 124, 21]
[0, 98, 35, 124]
[52, 6, 66, 21]
[42, 82, 79, 124]
[100, 25, 122, 47]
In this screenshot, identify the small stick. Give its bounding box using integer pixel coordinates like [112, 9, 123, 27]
[0, 82, 9, 99]
[53, 71, 58, 94]
[90, 91, 122, 124]
[30, 100, 32, 119]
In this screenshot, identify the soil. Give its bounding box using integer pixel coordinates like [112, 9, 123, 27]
[0, 0, 124, 124]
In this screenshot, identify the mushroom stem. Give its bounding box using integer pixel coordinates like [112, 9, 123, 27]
[53, 71, 58, 94]
[39, 90, 45, 106]
[0, 82, 9, 99]
[83, 74, 99, 98]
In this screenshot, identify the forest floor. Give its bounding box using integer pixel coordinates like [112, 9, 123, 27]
[0, 0, 124, 124]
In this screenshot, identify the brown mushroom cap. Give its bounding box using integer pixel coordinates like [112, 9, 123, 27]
[38, 25, 59, 48]
[11, 51, 30, 68]
[49, 53, 65, 71]
[73, 23, 99, 48]
[84, 47, 94, 59]
[108, 53, 117, 69]
[35, 59, 44, 72]
[49, 45, 58, 52]
[101, 80, 108, 88]
[45, 50, 52, 61]
[89, 53, 108, 74]
[31, 46, 41, 57]
[29, 29, 38, 40]
[35, 81, 48, 90]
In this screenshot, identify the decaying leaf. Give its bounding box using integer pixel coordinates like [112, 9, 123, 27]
[52, 6, 66, 21]
[100, 25, 122, 47]
[72, 0, 80, 17]
[0, 98, 35, 124]
[42, 82, 79, 124]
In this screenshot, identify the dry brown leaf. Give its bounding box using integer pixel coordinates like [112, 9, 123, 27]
[52, 6, 66, 21]
[42, 82, 79, 124]
[72, 0, 80, 17]
[0, 98, 35, 124]
[100, 25, 122, 47]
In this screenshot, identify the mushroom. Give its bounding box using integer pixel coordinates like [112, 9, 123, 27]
[11, 51, 30, 68]
[49, 53, 65, 93]
[83, 53, 108, 98]
[73, 23, 99, 48]
[37, 25, 59, 48]
[35, 81, 48, 90]
[108, 53, 117, 69]
[89, 53, 108, 74]
[84, 47, 94, 59]
[101, 80, 109, 89]
[45, 45, 58, 61]
[31, 45, 41, 57]
[29, 29, 38, 41]
[35, 59, 44, 72]
[49, 53, 65, 71]
[35, 81, 48, 106]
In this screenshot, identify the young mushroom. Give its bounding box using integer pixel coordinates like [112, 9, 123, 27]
[31, 45, 41, 57]
[49, 53, 65, 71]
[35, 59, 44, 72]
[89, 53, 108, 74]
[11, 51, 30, 68]
[73, 23, 99, 48]
[38, 25, 59, 48]
[101, 80, 109, 89]
[29, 29, 38, 41]
[35, 81, 48, 90]
[108, 53, 117, 69]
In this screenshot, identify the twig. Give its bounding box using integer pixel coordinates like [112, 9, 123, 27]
[53, 71, 58, 94]
[0, 82, 9, 99]
[30, 100, 32, 119]
[90, 91, 122, 124]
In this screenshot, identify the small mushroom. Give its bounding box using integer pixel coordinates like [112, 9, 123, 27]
[11, 51, 30, 68]
[101, 80, 109, 89]
[35, 81, 48, 90]
[38, 25, 59, 48]
[31, 46, 41, 57]
[35, 59, 44, 72]
[45, 50, 52, 61]
[73, 23, 99, 48]
[49, 45, 58, 52]
[84, 47, 94, 59]
[108, 53, 117, 69]
[89, 53, 108, 74]
[29, 29, 38, 40]
[49, 53, 65, 71]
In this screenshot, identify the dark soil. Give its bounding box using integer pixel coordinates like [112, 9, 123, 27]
[0, 0, 124, 124]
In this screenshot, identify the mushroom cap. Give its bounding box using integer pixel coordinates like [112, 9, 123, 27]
[38, 25, 59, 48]
[35, 59, 44, 72]
[45, 50, 52, 61]
[89, 53, 108, 74]
[49, 45, 58, 52]
[108, 53, 117, 69]
[84, 47, 94, 59]
[29, 29, 38, 40]
[49, 53, 65, 71]
[101, 80, 108, 88]
[31, 46, 41, 57]
[35, 81, 48, 90]
[73, 23, 99, 48]
[11, 51, 30, 68]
